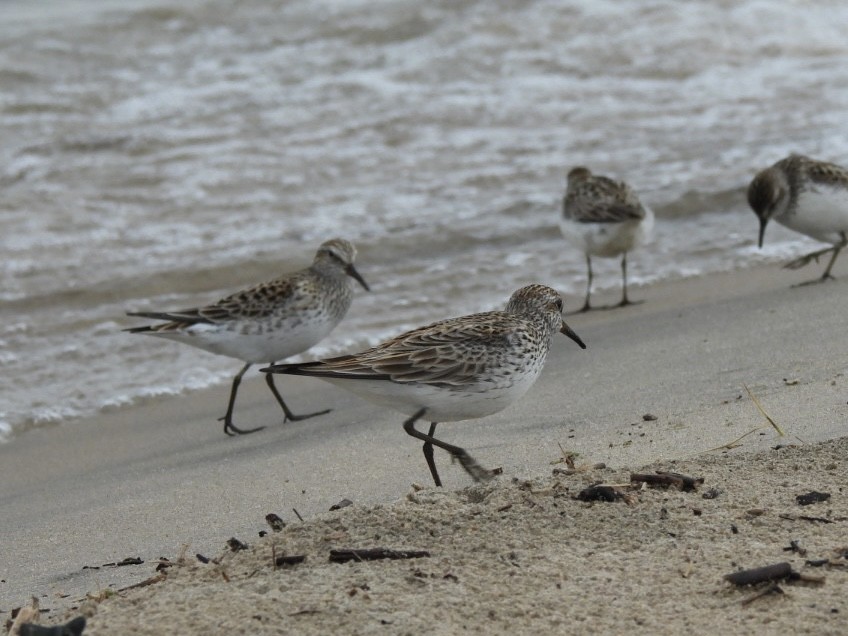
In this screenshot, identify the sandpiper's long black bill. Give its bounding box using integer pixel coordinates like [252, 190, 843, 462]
[560, 321, 587, 349]
[758, 218, 768, 249]
[346, 263, 370, 291]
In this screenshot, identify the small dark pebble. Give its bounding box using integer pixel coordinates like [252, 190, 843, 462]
[796, 491, 831, 506]
[265, 513, 286, 532]
[329, 498, 353, 512]
[702, 488, 722, 500]
[642, 413, 658, 421]
[731, 524, 739, 535]
[227, 537, 248, 552]
[258, 530, 267, 538]
[576, 484, 622, 502]
[196, 553, 210, 564]
[692, 508, 702, 516]
[19, 616, 86, 636]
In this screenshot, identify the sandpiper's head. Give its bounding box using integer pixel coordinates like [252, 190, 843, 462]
[747, 166, 789, 248]
[567, 166, 593, 187]
[505, 284, 586, 349]
[315, 238, 370, 291]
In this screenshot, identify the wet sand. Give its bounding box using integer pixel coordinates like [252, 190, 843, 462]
[2, 262, 847, 633]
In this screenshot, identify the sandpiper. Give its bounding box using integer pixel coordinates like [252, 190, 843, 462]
[263, 284, 586, 486]
[747, 153, 848, 284]
[126, 238, 369, 435]
[560, 166, 653, 311]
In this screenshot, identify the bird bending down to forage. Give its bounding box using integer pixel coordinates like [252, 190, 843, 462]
[126, 238, 369, 436]
[747, 154, 848, 285]
[263, 284, 586, 487]
[560, 166, 654, 311]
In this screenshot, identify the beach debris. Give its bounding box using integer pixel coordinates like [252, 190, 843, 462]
[196, 553, 210, 564]
[796, 491, 830, 506]
[99, 557, 143, 567]
[725, 562, 793, 586]
[16, 616, 86, 636]
[740, 583, 784, 605]
[724, 561, 825, 589]
[8, 597, 41, 636]
[743, 384, 785, 436]
[155, 557, 174, 572]
[778, 513, 835, 524]
[783, 540, 807, 556]
[642, 413, 658, 421]
[702, 487, 722, 499]
[292, 508, 304, 522]
[265, 513, 286, 531]
[275, 554, 307, 567]
[117, 572, 166, 592]
[227, 537, 248, 552]
[576, 484, 624, 502]
[783, 378, 800, 386]
[630, 471, 703, 491]
[329, 548, 430, 563]
[329, 498, 353, 511]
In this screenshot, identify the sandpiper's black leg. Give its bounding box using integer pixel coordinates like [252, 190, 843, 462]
[402, 409, 492, 486]
[422, 422, 440, 487]
[580, 254, 593, 312]
[265, 366, 331, 422]
[788, 237, 845, 286]
[618, 252, 631, 306]
[220, 363, 265, 436]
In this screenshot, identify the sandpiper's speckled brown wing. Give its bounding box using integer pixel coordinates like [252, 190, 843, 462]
[126, 273, 309, 332]
[281, 312, 526, 386]
[564, 175, 646, 224]
[778, 154, 848, 191]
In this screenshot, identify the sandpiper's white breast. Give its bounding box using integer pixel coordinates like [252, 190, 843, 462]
[780, 186, 848, 244]
[559, 207, 653, 258]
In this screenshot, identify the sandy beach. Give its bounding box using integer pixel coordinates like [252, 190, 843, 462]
[3, 263, 847, 634]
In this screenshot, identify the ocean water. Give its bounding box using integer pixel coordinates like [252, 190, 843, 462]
[2, 0, 847, 441]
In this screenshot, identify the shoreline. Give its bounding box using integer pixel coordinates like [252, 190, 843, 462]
[2, 261, 847, 628]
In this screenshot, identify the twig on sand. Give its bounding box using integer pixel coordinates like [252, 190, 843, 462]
[744, 384, 785, 436]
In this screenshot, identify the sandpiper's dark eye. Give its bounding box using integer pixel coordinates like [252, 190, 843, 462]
[555, 298, 563, 312]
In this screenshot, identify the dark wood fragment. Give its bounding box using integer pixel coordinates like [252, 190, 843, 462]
[799, 515, 833, 524]
[576, 484, 622, 502]
[275, 554, 306, 567]
[196, 553, 210, 563]
[114, 557, 143, 567]
[292, 508, 304, 522]
[642, 413, 658, 421]
[806, 558, 830, 567]
[329, 498, 353, 511]
[329, 548, 430, 563]
[796, 491, 831, 506]
[724, 562, 792, 586]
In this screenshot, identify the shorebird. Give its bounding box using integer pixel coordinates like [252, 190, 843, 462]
[748, 153, 848, 284]
[126, 238, 369, 435]
[263, 284, 586, 486]
[560, 166, 653, 311]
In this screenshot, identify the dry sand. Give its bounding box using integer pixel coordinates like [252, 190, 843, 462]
[2, 263, 848, 634]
